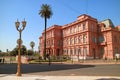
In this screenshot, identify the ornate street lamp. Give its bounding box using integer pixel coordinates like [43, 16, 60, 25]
[15, 19, 26, 76]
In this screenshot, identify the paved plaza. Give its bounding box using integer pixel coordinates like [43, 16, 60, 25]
[0, 62, 120, 80]
[0, 75, 120, 80]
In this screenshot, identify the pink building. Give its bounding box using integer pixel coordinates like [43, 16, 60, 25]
[39, 25, 62, 57]
[39, 14, 120, 60]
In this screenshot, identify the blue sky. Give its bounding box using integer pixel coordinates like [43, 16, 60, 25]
[0, 0, 120, 52]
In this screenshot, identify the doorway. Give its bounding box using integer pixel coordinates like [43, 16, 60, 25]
[93, 48, 96, 59]
[56, 49, 60, 56]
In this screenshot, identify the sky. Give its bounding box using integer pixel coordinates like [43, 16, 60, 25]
[0, 0, 120, 52]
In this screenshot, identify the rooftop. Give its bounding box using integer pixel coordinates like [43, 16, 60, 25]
[100, 19, 115, 28]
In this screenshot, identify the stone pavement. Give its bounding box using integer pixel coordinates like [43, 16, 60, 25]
[0, 60, 120, 80]
[0, 74, 120, 80]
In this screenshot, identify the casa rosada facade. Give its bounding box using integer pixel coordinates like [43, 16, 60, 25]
[39, 14, 120, 60]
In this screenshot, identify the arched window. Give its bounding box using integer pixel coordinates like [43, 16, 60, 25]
[99, 36, 104, 43]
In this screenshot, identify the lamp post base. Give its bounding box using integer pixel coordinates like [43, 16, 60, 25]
[16, 72, 22, 76]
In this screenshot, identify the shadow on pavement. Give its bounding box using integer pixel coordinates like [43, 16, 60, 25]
[96, 78, 120, 80]
[0, 63, 94, 74]
[0, 74, 11, 77]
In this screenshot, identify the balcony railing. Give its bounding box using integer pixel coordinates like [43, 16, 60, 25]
[98, 42, 107, 46]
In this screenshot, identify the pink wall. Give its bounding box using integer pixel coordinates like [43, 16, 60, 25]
[39, 14, 120, 60]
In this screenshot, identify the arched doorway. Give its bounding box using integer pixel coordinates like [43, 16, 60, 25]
[56, 49, 60, 56]
[92, 48, 96, 59]
[78, 48, 81, 61]
[100, 47, 104, 59]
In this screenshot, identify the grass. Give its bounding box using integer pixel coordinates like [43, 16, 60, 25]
[28, 58, 69, 63]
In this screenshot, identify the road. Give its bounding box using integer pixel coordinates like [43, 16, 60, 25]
[0, 63, 120, 76]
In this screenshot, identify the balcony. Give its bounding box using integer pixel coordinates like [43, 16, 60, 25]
[98, 42, 107, 46]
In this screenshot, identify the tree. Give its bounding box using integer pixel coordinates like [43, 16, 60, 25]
[0, 50, 2, 52]
[27, 50, 34, 56]
[0, 52, 9, 56]
[10, 45, 27, 56]
[39, 4, 52, 60]
[9, 48, 18, 56]
[21, 45, 27, 55]
[30, 41, 35, 51]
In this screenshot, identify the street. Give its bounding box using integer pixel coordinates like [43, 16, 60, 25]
[0, 63, 120, 76]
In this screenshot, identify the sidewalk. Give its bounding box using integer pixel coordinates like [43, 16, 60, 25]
[0, 74, 120, 80]
[63, 59, 120, 65]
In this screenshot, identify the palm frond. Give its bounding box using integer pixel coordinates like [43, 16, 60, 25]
[39, 4, 52, 19]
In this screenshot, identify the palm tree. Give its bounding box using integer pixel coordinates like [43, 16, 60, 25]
[39, 4, 52, 60]
[30, 41, 35, 51]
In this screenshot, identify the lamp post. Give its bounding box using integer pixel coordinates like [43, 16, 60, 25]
[48, 46, 51, 66]
[15, 19, 26, 76]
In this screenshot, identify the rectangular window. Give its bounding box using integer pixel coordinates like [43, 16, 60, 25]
[74, 48, 76, 55]
[83, 24, 86, 30]
[67, 29, 69, 35]
[100, 47, 104, 54]
[51, 40, 54, 45]
[52, 31, 54, 37]
[78, 24, 81, 31]
[57, 40, 60, 46]
[78, 48, 81, 55]
[70, 38, 72, 45]
[75, 37, 77, 44]
[70, 27, 72, 34]
[66, 49, 68, 55]
[74, 26, 76, 33]
[66, 38, 69, 45]
[92, 36, 96, 43]
[74, 37, 77, 44]
[114, 36, 117, 43]
[70, 49, 73, 55]
[91, 24, 94, 31]
[74, 37, 75, 44]
[78, 36, 81, 43]
[83, 35, 87, 43]
[63, 49, 66, 54]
